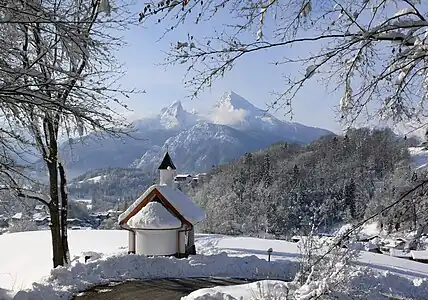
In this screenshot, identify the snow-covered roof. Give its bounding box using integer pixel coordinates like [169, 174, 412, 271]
[127, 201, 181, 230]
[389, 249, 411, 258]
[90, 212, 109, 217]
[35, 205, 45, 211]
[32, 212, 47, 221]
[410, 250, 428, 260]
[12, 212, 22, 220]
[176, 174, 192, 178]
[383, 239, 406, 249]
[73, 199, 93, 204]
[118, 184, 205, 225]
[364, 242, 379, 251]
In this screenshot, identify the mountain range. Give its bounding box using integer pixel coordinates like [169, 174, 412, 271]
[56, 91, 333, 178]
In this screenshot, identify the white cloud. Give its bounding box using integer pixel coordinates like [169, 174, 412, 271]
[210, 106, 248, 126]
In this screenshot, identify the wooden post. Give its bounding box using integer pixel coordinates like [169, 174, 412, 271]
[267, 248, 273, 262]
[128, 230, 136, 254]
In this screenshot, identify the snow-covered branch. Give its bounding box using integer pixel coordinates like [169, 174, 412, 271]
[139, 0, 428, 125]
[0, 0, 137, 268]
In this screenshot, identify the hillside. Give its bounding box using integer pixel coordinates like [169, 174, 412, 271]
[187, 128, 421, 237]
[68, 168, 157, 202]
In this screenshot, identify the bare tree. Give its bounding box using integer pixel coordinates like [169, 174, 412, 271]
[0, 0, 136, 267]
[139, 0, 428, 126]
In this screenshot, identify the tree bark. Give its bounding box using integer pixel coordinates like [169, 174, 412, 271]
[47, 160, 63, 268]
[59, 162, 70, 265]
[45, 114, 67, 268]
[49, 205, 63, 268]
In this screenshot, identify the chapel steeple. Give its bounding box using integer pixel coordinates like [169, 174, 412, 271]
[158, 152, 177, 188]
[158, 152, 176, 170]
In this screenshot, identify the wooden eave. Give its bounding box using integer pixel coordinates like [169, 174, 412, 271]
[119, 188, 192, 227]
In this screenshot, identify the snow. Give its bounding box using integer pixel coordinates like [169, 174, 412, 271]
[159, 100, 198, 130]
[32, 213, 47, 221]
[156, 185, 205, 223]
[11, 213, 22, 220]
[202, 236, 428, 279]
[408, 146, 428, 169]
[181, 280, 290, 300]
[130, 92, 331, 171]
[3, 232, 296, 300]
[411, 250, 428, 260]
[78, 176, 104, 184]
[126, 201, 182, 229]
[364, 242, 379, 251]
[389, 249, 412, 258]
[118, 184, 205, 225]
[73, 199, 92, 204]
[1, 231, 428, 300]
[176, 174, 192, 178]
[0, 230, 127, 293]
[360, 221, 380, 237]
[393, 8, 416, 18]
[34, 205, 44, 211]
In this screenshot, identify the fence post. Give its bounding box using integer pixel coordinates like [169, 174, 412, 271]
[267, 248, 273, 262]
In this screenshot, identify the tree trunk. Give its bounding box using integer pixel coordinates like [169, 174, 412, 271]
[47, 158, 64, 268]
[47, 157, 65, 268]
[49, 205, 63, 267]
[59, 162, 70, 265]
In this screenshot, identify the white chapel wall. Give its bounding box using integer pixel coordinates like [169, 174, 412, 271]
[135, 229, 178, 255]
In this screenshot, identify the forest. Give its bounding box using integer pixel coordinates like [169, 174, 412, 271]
[187, 128, 425, 238]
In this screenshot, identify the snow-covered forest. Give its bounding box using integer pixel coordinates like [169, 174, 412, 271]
[188, 128, 424, 237]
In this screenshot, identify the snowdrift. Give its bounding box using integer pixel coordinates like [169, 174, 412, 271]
[13, 253, 297, 300]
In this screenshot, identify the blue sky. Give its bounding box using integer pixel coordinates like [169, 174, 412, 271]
[114, 3, 343, 133]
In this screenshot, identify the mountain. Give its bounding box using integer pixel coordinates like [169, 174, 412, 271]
[130, 122, 285, 172]
[209, 91, 330, 143]
[131, 92, 332, 172]
[58, 128, 177, 179]
[50, 91, 332, 177]
[133, 101, 200, 131]
[210, 91, 281, 131]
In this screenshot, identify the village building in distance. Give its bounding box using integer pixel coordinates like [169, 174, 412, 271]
[174, 172, 207, 188]
[118, 152, 206, 257]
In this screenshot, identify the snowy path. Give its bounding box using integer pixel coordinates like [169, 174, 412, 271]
[73, 278, 253, 300]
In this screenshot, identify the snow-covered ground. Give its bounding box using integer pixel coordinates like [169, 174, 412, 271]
[409, 146, 428, 169]
[0, 230, 127, 294]
[182, 280, 292, 300]
[1, 230, 428, 300]
[77, 175, 105, 184]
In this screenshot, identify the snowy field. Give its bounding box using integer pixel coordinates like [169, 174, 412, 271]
[0, 230, 428, 300]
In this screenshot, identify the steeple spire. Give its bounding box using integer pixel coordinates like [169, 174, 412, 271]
[158, 152, 176, 170]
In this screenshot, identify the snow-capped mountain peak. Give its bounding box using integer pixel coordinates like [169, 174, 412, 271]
[210, 91, 278, 130]
[214, 91, 261, 114]
[162, 100, 184, 116]
[159, 101, 197, 130]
